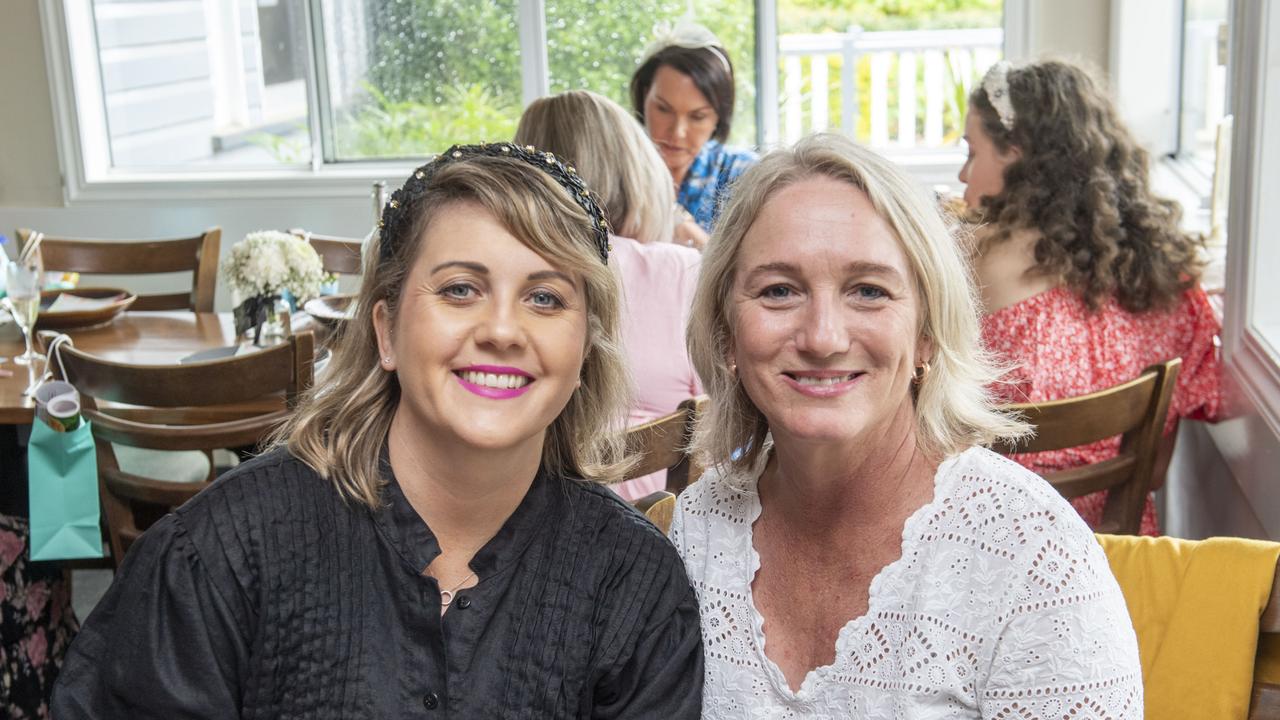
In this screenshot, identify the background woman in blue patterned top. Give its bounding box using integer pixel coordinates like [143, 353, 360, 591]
[631, 19, 757, 251]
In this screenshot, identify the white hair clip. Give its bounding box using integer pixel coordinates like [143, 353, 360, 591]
[640, 17, 731, 74]
[980, 61, 1016, 131]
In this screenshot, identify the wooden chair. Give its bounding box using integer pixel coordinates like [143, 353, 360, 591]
[621, 397, 707, 534]
[18, 227, 221, 312]
[1254, 574, 1280, 718]
[621, 396, 706, 494]
[634, 491, 676, 535]
[993, 359, 1181, 535]
[53, 332, 315, 567]
[289, 228, 364, 276]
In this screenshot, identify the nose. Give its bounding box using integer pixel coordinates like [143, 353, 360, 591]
[473, 299, 526, 353]
[795, 294, 849, 359]
[674, 116, 688, 140]
[957, 160, 970, 185]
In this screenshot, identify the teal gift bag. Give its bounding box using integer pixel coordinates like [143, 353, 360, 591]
[27, 338, 105, 562]
[28, 416, 104, 561]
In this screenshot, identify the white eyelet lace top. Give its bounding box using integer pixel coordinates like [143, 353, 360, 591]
[670, 446, 1143, 719]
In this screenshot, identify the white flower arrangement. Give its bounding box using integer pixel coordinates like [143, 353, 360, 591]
[220, 230, 324, 302]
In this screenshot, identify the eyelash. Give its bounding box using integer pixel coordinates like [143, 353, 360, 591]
[760, 285, 794, 300]
[439, 283, 566, 310]
[853, 284, 888, 301]
[756, 284, 889, 303]
[529, 289, 565, 310]
[440, 282, 477, 300]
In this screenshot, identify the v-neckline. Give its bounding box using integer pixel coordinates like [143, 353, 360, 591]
[740, 451, 964, 701]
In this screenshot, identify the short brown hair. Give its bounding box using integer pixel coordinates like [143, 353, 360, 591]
[630, 45, 736, 143]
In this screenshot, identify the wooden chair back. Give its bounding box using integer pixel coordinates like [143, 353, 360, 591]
[633, 491, 676, 535]
[289, 228, 364, 276]
[993, 359, 1181, 535]
[621, 396, 706, 495]
[19, 227, 221, 312]
[52, 332, 315, 566]
[1253, 572, 1280, 718]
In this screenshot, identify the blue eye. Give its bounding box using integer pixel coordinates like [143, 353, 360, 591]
[529, 290, 565, 309]
[762, 285, 793, 300]
[854, 285, 887, 300]
[440, 283, 476, 300]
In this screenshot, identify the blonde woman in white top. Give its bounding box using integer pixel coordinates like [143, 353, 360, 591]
[671, 133, 1142, 718]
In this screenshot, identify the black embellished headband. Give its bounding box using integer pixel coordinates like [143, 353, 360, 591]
[377, 142, 612, 264]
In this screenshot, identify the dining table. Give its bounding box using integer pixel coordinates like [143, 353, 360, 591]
[0, 311, 312, 425]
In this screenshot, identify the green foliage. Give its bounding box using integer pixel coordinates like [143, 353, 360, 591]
[334, 83, 519, 159]
[779, 0, 1001, 33]
[248, 125, 310, 164]
[313, 0, 994, 159]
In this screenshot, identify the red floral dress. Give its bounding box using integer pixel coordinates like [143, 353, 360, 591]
[981, 285, 1224, 535]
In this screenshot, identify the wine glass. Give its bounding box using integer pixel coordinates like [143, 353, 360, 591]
[4, 247, 45, 366]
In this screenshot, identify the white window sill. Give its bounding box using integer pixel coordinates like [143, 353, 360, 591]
[64, 162, 419, 204]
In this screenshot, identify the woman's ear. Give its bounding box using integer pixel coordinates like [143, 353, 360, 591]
[916, 332, 935, 367]
[372, 299, 396, 370]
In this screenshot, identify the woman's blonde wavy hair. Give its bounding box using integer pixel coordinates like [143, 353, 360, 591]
[686, 133, 1028, 474]
[514, 90, 675, 245]
[272, 157, 633, 508]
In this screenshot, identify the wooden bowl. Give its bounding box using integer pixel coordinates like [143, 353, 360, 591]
[34, 288, 137, 330]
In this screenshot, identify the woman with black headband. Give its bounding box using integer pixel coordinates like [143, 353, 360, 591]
[52, 144, 704, 719]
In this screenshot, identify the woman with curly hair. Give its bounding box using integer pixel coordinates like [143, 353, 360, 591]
[960, 59, 1224, 535]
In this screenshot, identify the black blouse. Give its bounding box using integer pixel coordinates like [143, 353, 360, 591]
[51, 448, 703, 718]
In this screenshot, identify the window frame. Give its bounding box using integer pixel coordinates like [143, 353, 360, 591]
[43, 0, 1022, 203]
[1219, 0, 1280, 434]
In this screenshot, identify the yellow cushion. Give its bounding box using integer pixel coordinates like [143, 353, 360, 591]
[1096, 534, 1280, 719]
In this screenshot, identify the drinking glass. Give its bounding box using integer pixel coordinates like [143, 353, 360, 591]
[4, 248, 45, 366]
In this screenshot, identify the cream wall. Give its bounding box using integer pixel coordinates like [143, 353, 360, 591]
[0, 0, 62, 207]
[1027, 0, 1112, 74]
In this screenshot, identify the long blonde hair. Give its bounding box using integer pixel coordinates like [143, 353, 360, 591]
[515, 90, 675, 245]
[687, 133, 1028, 473]
[274, 156, 633, 508]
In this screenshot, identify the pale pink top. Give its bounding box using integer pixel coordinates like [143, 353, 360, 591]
[608, 235, 702, 501]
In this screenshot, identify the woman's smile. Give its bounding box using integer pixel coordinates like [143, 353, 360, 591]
[454, 364, 535, 399]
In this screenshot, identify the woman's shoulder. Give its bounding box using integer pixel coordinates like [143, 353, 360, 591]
[931, 447, 1102, 556]
[702, 140, 758, 176]
[673, 463, 757, 535]
[564, 479, 686, 556]
[176, 447, 349, 535]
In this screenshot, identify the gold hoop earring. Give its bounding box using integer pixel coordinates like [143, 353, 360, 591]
[912, 360, 931, 385]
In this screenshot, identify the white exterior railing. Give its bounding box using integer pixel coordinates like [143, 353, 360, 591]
[778, 27, 1003, 150]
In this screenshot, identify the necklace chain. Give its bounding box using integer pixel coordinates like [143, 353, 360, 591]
[439, 571, 478, 607]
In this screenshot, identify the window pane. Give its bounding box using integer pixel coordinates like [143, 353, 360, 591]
[322, 0, 522, 161]
[89, 0, 313, 168]
[1179, 0, 1229, 172]
[544, 0, 758, 146]
[775, 0, 1002, 151]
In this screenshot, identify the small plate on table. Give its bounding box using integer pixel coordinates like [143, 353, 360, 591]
[34, 288, 137, 330]
[303, 294, 356, 327]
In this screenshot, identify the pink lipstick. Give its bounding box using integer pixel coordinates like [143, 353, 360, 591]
[453, 365, 535, 399]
